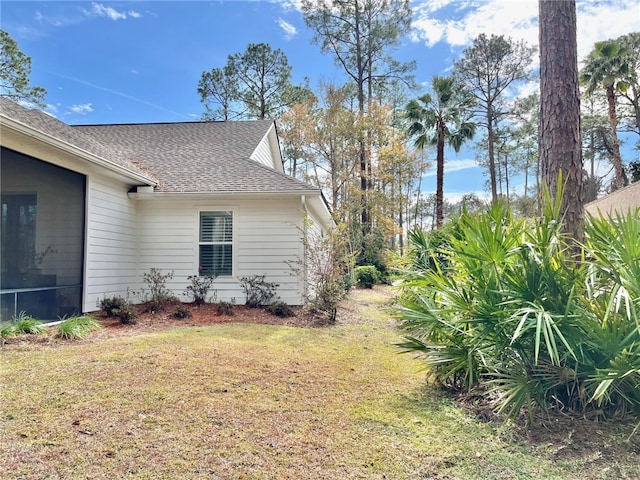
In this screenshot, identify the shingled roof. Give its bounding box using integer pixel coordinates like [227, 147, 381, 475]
[1, 98, 321, 196]
[0, 97, 154, 182]
[585, 181, 640, 216]
[74, 121, 319, 194]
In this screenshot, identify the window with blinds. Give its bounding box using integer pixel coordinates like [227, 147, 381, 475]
[199, 211, 233, 276]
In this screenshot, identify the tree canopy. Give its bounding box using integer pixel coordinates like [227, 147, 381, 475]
[198, 43, 312, 121]
[0, 30, 46, 107]
[453, 33, 535, 204]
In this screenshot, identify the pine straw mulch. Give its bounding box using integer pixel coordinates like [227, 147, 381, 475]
[1, 295, 354, 350]
[93, 301, 332, 340]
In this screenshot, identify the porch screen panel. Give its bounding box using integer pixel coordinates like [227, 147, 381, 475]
[0, 148, 85, 320]
[199, 211, 232, 276]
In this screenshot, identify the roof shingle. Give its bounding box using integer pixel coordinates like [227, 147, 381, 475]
[1, 98, 320, 195]
[0, 97, 152, 181]
[74, 121, 318, 194]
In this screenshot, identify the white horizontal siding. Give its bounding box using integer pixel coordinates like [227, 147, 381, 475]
[84, 174, 139, 310]
[136, 197, 305, 305]
[235, 200, 304, 304]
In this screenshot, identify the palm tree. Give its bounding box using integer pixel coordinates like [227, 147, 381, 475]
[405, 76, 476, 229]
[581, 39, 630, 189]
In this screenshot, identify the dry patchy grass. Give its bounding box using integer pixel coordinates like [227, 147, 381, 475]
[1, 287, 638, 479]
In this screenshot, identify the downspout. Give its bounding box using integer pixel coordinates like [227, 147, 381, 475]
[301, 195, 308, 303]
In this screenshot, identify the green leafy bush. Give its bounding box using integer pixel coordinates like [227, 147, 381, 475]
[398, 200, 640, 425]
[100, 295, 138, 324]
[239, 275, 279, 308]
[100, 296, 127, 317]
[56, 316, 101, 340]
[354, 265, 380, 289]
[113, 302, 138, 325]
[214, 301, 234, 316]
[185, 275, 216, 305]
[266, 301, 295, 318]
[173, 304, 192, 319]
[139, 268, 177, 312]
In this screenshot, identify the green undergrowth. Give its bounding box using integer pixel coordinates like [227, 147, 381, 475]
[1, 288, 637, 479]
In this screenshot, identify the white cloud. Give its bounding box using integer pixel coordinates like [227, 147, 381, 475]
[85, 3, 142, 21]
[576, 2, 640, 61]
[412, 0, 538, 48]
[423, 158, 479, 177]
[411, 0, 639, 58]
[16, 100, 41, 110]
[278, 18, 298, 40]
[273, 0, 305, 10]
[69, 103, 93, 114]
[91, 3, 126, 20]
[444, 190, 490, 204]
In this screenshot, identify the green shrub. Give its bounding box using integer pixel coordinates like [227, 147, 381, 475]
[215, 301, 234, 316]
[173, 304, 192, 319]
[398, 199, 640, 425]
[266, 301, 295, 318]
[140, 268, 177, 312]
[239, 275, 279, 308]
[354, 265, 380, 289]
[56, 316, 101, 340]
[185, 275, 216, 305]
[100, 296, 127, 317]
[0, 322, 17, 343]
[114, 302, 138, 325]
[13, 312, 45, 334]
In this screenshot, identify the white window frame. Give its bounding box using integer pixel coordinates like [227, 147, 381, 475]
[198, 209, 234, 277]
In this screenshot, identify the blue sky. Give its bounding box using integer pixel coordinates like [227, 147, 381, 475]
[1, 0, 639, 201]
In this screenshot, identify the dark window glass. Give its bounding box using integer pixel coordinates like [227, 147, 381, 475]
[199, 211, 232, 276]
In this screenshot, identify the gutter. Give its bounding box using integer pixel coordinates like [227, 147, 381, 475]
[301, 194, 309, 301]
[128, 189, 322, 200]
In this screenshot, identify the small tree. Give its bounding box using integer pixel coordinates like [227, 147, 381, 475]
[185, 275, 216, 306]
[239, 275, 279, 308]
[291, 220, 355, 323]
[138, 268, 177, 312]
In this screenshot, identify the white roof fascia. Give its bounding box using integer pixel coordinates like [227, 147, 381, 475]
[305, 195, 335, 231]
[128, 189, 322, 200]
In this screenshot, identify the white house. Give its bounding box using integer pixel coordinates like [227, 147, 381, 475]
[0, 97, 332, 320]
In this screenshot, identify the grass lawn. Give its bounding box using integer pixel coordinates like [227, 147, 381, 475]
[1, 288, 638, 479]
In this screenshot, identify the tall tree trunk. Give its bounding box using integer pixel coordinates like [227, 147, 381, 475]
[353, 2, 369, 251]
[524, 150, 530, 196]
[631, 85, 640, 133]
[539, 0, 584, 242]
[487, 107, 498, 203]
[505, 154, 510, 200]
[436, 132, 445, 229]
[605, 84, 628, 189]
